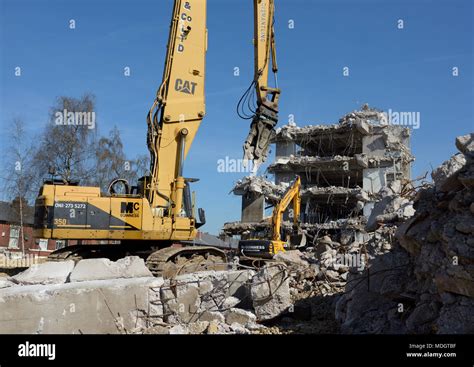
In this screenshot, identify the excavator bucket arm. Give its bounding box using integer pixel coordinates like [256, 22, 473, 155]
[240, 0, 280, 170]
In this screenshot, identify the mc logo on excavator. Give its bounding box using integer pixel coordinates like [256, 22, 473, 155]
[120, 202, 140, 217]
[175, 78, 197, 95]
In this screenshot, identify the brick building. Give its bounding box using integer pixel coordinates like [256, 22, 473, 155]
[0, 200, 59, 258]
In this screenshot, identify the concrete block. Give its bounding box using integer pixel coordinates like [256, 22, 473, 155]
[69, 256, 152, 282]
[251, 264, 292, 321]
[431, 153, 466, 192]
[222, 296, 241, 309]
[456, 133, 474, 158]
[11, 261, 75, 285]
[199, 311, 225, 323]
[274, 250, 309, 268]
[160, 270, 254, 323]
[187, 321, 209, 334]
[355, 119, 371, 135]
[0, 279, 15, 289]
[225, 308, 256, 326]
[0, 277, 160, 334]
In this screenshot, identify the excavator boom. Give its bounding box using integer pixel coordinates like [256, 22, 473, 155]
[147, 0, 207, 214]
[241, 0, 280, 170]
[271, 176, 301, 242]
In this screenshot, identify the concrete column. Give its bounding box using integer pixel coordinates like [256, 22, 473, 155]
[241, 192, 264, 223]
[275, 140, 295, 159]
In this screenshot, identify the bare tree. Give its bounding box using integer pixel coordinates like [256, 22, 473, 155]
[1, 119, 37, 254]
[2, 119, 36, 202]
[94, 126, 150, 192]
[133, 154, 151, 179]
[5, 95, 150, 205]
[31, 94, 98, 185]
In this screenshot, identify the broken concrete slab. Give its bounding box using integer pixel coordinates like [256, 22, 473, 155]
[229, 322, 251, 334]
[456, 133, 474, 158]
[222, 296, 241, 309]
[162, 281, 201, 324]
[431, 153, 466, 192]
[274, 250, 309, 268]
[187, 321, 210, 334]
[233, 176, 286, 203]
[355, 119, 372, 135]
[0, 278, 15, 289]
[225, 308, 257, 326]
[366, 194, 415, 231]
[1, 265, 264, 335]
[160, 269, 255, 324]
[0, 277, 160, 334]
[69, 256, 152, 282]
[251, 264, 292, 321]
[199, 310, 225, 323]
[11, 260, 75, 285]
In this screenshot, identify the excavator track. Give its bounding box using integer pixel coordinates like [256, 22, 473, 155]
[146, 246, 228, 278]
[47, 244, 128, 263]
[47, 244, 229, 278]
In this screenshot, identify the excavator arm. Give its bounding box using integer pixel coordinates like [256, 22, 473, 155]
[147, 0, 207, 217]
[240, 0, 280, 170]
[271, 176, 301, 242]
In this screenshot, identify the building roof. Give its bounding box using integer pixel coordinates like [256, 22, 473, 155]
[0, 201, 34, 225]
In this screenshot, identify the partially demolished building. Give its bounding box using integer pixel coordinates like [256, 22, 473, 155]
[224, 106, 414, 239]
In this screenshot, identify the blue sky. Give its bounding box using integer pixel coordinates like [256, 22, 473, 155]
[0, 0, 473, 234]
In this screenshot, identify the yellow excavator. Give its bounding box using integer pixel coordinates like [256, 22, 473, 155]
[238, 176, 304, 259]
[33, 0, 280, 276]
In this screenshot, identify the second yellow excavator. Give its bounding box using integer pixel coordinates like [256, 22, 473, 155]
[238, 176, 305, 259]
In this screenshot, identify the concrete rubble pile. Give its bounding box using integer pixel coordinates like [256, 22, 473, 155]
[0, 121, 471, 335]
[0, 256, 297, 334]
[241, 134, 472, 334]
[224, 103, 472, 334]
[336, 133, 474, 334]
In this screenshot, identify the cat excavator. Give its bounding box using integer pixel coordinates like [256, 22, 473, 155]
[33, 0, 280, 276]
